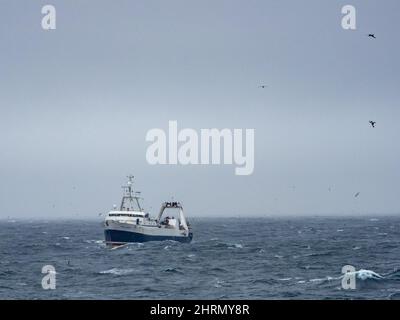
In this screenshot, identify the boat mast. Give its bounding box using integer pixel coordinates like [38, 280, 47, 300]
[120, 175, 143, 211]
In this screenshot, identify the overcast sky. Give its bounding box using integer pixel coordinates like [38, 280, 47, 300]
[1, 0, 399, 218]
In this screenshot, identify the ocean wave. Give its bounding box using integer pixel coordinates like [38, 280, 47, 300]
[209, 266, 229, 273]
[389, 292, 400, 300]
[309, 276, 340, 283]
[0, 269, 17, 276]
[384, 268, 400, 280]
[213, 278, 227, 288]
[163, 267, 184, 274]
[16, 282, 27, 286]
[228, 243, 243, 249]
[99, 268, 136, 276]
[303, 251, 333, 258]
[85, 239, 104, 244]
[277, 277, 292, 281]
[353, 269, 384, 280]
[306, 269, 386, 286]
[206, 240, 244, 250]
[297, 269, 387, 286]
[249, 278, 275, 285]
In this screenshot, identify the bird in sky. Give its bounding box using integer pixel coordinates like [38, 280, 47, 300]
[368, 34, 376, 39]
[258, 85, 268, 89]
[354, 192, 360, 198]
[369, 121, 376, 128]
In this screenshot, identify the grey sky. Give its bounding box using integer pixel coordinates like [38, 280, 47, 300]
[1, 0, 399, 218]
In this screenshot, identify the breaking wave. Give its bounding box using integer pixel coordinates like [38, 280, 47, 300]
[99, 268, 136, 276]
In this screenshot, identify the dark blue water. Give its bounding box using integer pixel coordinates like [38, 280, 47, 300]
[1, 217, 400, 299]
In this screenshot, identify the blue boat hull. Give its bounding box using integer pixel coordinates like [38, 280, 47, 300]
[104, 229, 193, 244]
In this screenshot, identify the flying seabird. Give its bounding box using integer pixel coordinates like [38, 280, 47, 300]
[369, 121, 376, 128]
[258, 85, 268, 89]
[368, 34, 376, 39]
[354, 192, 360, 198]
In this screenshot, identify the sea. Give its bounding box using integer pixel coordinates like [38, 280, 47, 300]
[1, 217, 400, 300]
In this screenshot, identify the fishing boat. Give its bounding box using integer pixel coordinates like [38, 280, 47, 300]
[103, 175, 193, 246]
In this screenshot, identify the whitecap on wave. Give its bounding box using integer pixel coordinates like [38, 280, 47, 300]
[85, 239, 103, 244]
[232, 243, 243, 249]
[99, 268, 136, 276]
[353, 269, 384, 280]
[308, 276, 340, 283]
[307, 269, 384, 285]
[277, 277, 292, 281]
[213, 278, 226, 288]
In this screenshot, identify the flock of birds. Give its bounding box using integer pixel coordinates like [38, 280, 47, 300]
[259, 33, 378, 129]
[367, 35, 377, 128]
[259, 33, 379, 201]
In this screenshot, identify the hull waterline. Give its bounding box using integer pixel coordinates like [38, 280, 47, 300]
[104, 229, 193, 244]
